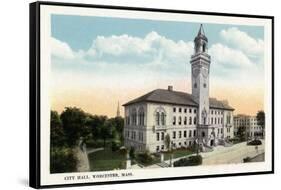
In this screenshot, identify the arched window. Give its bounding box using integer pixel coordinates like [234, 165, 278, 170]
[194, 116, 197, 125]
[173, 116, 176, 125]
[161, 112, 165, 125]
[184, 117, 187, 125]
[131, 108, 137, 125]
[203, 43, 206, 52]
[202, 109, 207, 125]
[178, 116, 182, 125]
[194, 83, 197, 88]
[156, 112, 160, 125]
[202, 131, 205, 137]
[189, 117, 192, 125]
[138, 107, 145, 126]
[155, 107, 166, 126]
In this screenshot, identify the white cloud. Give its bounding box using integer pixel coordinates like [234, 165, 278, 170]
[51, 37, 75, 59]
[220, 27, 264, 58]
[209, 43, 253, 68]
[51, 28, 263, 81]
[84, 31, 194, 66]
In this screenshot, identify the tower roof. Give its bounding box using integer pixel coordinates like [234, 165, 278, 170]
[195, 24, 208, 42]
[197, 24, 205, 36]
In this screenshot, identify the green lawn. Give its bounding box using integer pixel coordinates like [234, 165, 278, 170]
[88, 148, 126, 171]
[164, 149, 194, 161]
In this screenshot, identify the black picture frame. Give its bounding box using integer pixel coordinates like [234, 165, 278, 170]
[29, 1, 274, 188]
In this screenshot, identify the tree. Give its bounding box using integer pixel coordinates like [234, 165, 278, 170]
[87, 115, 107, 142]
[256, 110, 265, 137]
[50, 147, 77, 173]
[113, 117, 124, 142]
[164, 134, 171, 152]
[100, 121, 112, 148]
[50, 110, 65, 147]
[60, 107, 87, 147]
[237, 126, 246, 141]
[164, 134, 172, 166]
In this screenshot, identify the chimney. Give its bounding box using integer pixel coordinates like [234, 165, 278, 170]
[168, 85, 173, 91]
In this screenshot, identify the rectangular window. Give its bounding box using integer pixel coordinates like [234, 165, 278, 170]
[173, 131, 176, 139]
[184, 130, 187, 138]
[156, 132, 159, 141]
[179, 108, 182, 112]
[161, 132, 164, 140]
[189, 108, 192, 113]
[189, 130, 192, 137]
[156, 146, 160, 152]
[173, 107, 176, 112]
[184, 108, 187, 113]
[221, 128, 223, 134]
[179, 131, 182, 138]
[194, 109, 196, 113]
[193, 130, 196, 137]
[161, 145, 164, 150]
[173, 116, 176, 125]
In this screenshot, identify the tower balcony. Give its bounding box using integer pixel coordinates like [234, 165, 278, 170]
[191, 53, 211, 63]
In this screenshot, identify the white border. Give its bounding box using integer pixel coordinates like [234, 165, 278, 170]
[40, 4, 273, 186]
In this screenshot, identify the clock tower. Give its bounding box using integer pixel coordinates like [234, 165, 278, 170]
[190, 24, 211, 127]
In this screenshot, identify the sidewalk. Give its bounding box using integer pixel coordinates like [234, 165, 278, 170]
[146, 140, 265, 168]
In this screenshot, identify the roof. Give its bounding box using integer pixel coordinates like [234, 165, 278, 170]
[195, 24, 208, 42]
[123, 89, 234, 111]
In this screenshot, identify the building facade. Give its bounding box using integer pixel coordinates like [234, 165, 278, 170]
[234, 114, 263, 139]
[123, 25, 235, 153]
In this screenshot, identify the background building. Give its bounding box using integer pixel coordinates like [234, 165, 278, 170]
[234, 114, 263, 139]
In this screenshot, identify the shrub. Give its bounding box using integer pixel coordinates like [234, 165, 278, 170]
[129, 147, 136, 159]
[247, 139, 262, 146]
[243, 157, 251, 163]
[50, 147, 77, 173]
[174, 155, 202, 167]
[119, 147, 127, 155]
[111, 141, 121, 152]
[137, 151, 153, 164]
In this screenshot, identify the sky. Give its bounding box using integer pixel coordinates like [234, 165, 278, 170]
[50, 14, 265, 117]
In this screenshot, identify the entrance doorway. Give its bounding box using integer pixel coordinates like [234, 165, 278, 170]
[210, 139, 214, 146]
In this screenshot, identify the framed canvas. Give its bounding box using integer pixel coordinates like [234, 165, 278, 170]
[29, 1, 274, 188]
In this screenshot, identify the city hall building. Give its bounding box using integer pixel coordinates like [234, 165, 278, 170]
[123, 25, 235, 153]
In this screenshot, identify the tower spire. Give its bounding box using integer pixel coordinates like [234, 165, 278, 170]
[116, 101, 120, 117]
[197, 24, 205, 36]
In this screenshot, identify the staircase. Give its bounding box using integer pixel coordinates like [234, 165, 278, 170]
[218, 139, 233, 147]
[202, 143, 214, 152]
[156, 162, 170, 168]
